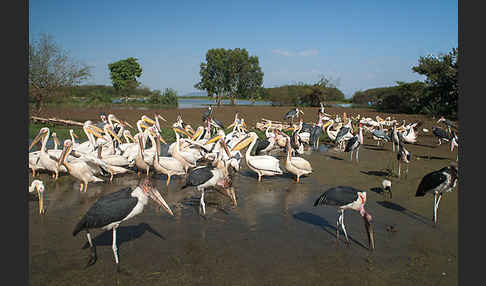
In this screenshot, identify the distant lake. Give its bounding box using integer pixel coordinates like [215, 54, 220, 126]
[177, 98, 272, 109]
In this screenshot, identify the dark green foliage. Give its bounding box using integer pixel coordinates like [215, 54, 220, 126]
[264, 77, 345, 107]
[108, 57, 143, 97]
[374, 81, 428, 114]
[195, 48, 264, 105]
[412, 48, 458, 119]
[147, 88, 179, 106]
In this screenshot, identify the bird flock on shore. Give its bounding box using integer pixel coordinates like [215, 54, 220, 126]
[28, 104, 459, 270]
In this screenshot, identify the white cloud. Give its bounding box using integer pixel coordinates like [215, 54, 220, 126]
[272, 49, 319, 57]
[272, 49, 292, 57]
[298, 49, 319, 57]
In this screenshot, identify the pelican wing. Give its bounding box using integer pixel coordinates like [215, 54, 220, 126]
[290, 157, 312, 172]
[158, 157, 186, 173]
[248, 156, 282, 173]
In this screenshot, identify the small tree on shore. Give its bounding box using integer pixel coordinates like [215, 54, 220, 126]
[108, 57, 143, 103]
[29, 33, 92, 112]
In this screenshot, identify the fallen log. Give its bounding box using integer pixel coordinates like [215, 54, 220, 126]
[30, 115, 84, 127]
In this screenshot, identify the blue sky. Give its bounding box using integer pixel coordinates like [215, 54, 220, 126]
[29, 0, 457, 98]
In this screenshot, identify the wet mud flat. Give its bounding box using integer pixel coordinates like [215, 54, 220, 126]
[29, 106, 458, 285]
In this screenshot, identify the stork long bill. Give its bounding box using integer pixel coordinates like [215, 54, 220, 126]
[364, 215, 375, 251]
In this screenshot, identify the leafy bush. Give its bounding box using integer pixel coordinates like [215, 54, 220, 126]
[147, 88, 178, 106]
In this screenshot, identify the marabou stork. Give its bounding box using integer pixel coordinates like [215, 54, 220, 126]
[202, 106, 213, 122]
[415, 163, 458, 224]
[344, 124, 363, 162]
[450, 130, 458, 161]
[334, 124, 352, 150]
[397, 141, 411, 179]
[29, 180, 45, 215]
[370, 128, 391, 146]
[437, 116, 457, 130]
[72, 178, 173, 270]
[283, 107, 304, 123]
[314, 186, 375, 250]
[181, 143, 236, 216]
[432, 126, 452, 145]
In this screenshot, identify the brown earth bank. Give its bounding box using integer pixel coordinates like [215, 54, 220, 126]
[29, 105, 459, 286]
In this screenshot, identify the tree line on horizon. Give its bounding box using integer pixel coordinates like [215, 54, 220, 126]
[29, 32, 457, 118]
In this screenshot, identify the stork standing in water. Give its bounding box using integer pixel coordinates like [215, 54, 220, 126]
[29, 180, 45, 215]
[415, 163, 458, 224]
[72, 178, 173, 270]
[432, 126, 452, 145]
[181, 139, 236, 216]
[283, 107, 304, 123]
[344, 124, 363, 162]
[396, 141, 411, 179]
[314, 186, 375, 250]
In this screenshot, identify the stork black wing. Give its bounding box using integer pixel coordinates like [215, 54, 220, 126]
[314, 186, 361, 207]
[432, 127, 451, 140]
[302, 123, 313, 133]
[73, 187, 138, 236]
[254, 138, 270, 154]
[344, 136, 359, 152]
[416, 168, 448, 197]
[182, 166, 214, 188]
[310, 126, 323, 148]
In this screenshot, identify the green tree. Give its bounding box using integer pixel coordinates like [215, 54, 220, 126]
[108, 57, 143, 102]
[195, 48, 263, 106]
[29, 33, 92, 112]
[412, 48, 458, 118]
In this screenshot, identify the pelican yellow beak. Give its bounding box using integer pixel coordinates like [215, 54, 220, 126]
[192, 128, 203, 140]
[86, 126, 105, 139]
[205, 135, 222, 145]
[89, 125, 105, 134]
[173, 127, 192, 138]
[231, 134, 252, 152]
[322, 121, 333, 129]
[142, 116, 156, 125]
[29, 131, 46, 151]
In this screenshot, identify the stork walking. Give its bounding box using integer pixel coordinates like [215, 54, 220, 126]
[344, 124, 363, 162]
[283, 107, 304, 123]
[396, 141, 411, 179]
[415, 163, 458, 224]
[432, 126, 452, 145]
[72, 178, 173, 270]
[314, 186, 375, 251]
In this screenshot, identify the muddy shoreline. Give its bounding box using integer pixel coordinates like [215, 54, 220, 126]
[29, 106, 458, 285]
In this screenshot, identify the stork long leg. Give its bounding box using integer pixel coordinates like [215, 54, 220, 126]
[398, 161, 401, 179]
[356, 147, 360, 163]
[199, 189, 206, 216]
[350, 150, 353, 161]
[339, 210, 350, 244]
[433, 193, 442, 224]
[85, 230, 97, 268]
[112, 227, 119, 265]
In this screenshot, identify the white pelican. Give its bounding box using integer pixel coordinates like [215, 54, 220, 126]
[134, 133, 151, 177]
[172, 127, 200, 172]
[94, 145, 133, 183]
[284, 137, 312, 183]
[232, 132, 283, 182]
[58, 140, 105, 192]
[29, 180, 45, 215]
[153, 132, 186, 186]
[29, 127, 67, 180]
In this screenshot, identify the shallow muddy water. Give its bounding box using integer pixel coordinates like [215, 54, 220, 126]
[29, 106, 459, 285]
[29, 128, 458, 285]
